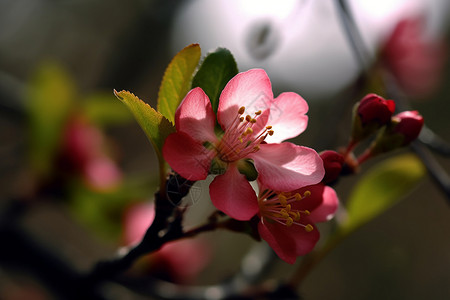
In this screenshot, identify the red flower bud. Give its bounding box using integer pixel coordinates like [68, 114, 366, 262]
[357, 93, 396, 126]
[368, 110, 424, 156]
[391, 110, 424, 145]
[351, 94, 396, 143]
[320, 151, 344, 184]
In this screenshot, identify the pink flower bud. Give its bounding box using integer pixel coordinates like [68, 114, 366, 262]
[351, 94, 396, 143]
[368, 110, 424, 156]
[391, 110, 424, 145]
[320, 151, 344, 184]
[357, 94, 396, 126]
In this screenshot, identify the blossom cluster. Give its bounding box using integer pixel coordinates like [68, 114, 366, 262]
[348, 93, 424, 165]
[162, 69, 339, 263]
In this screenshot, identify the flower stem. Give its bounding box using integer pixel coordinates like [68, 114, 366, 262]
[158, 157, 168, 198]
[183, 219, 228, 239]
[343, 139, 357, 158]
[357, 148, 372, 165]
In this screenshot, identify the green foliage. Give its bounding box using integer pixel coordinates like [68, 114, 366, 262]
[114, 90, 175, 162]
[341, 154, 426, 234]
[82, 91, 133, 126]
[69, 176, 156, 241]
[192, 48, 238, 113]
[27, 62, 76, 177]
[157, 44, 201, 123]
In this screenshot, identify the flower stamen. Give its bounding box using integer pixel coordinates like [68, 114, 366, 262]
[215, 106, 275, 162]
[258, 189, 313, 231]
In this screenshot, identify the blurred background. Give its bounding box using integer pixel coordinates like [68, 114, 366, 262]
[1, 0, 450, 299]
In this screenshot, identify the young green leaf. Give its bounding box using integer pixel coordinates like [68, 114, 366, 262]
[341, 154, 425, 234]
[114, 90, 175, 162]
[157, 44, 201, 123]
[27, 62, 76, 177]
[192, 48, 238, 113]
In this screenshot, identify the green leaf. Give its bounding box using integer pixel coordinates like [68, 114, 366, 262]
[114, 90, 175, 161]
[192, 47, 238, 113]
[27, 62, 76, 177]
[341, 154, 426, 234]
[157, 44, 201, 123]
[82, 91, 133, 126]
[68, 176, 156, 240]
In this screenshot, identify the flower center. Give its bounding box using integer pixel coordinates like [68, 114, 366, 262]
[258, 189, 313, 232]
[215, 106, 274, 162]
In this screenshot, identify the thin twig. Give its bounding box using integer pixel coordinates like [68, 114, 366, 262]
[335, 0, 371, 73]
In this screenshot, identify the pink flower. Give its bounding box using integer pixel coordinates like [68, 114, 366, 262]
[382, 17, 446, 97]
[257, 182, 339, 264]
[122, 202, 212, 283]
[62, 116, 122, 190]
[163, 69, 324, 221]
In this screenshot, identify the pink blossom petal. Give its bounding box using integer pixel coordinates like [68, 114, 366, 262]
[122, 202, 155, 246]
[83, 158, 122, 190]
[163, 132, 212, 180]
[258, 221, 297, 264]
[218, 69, 273, 131]
[258, 220, 319, 264]
[290, 184, 325, 213]
[306, 185, 339, 223]
[291, 221, 320, 256]
[175, 87, 217, 143]
[209, 165, 258, 220]
[250, 143, 324, 191]
[159, 238, 212, 283]
[265, 92, 309, 143]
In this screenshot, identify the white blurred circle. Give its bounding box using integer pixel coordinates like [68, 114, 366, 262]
[170, 0, 449, 99]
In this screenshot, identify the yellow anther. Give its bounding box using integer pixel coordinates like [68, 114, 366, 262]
[304, 224, 314, 232]
[285, 204, 291, 211]
[278, 194, 287, 206]
[255, 110, 262, 115]
[238, 106, 245, 114]
[286, 217, 294, 227]
[250, 118, 257, 123]
[295, 193, 302, 201]
[239, 117, 244, 122]
[245, 115, 252, 122]
[266, 125, 272, 129]
[239, 137, 243, 143]
[253, 146, 260, 151]
[244, 128, 253, 135]
[293, 212, 301, 221]
[268, 130, 274, 136]
[303, 210, 310, 216]
[303, 190, 311, 198]
[280, 209, 289, 218]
